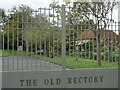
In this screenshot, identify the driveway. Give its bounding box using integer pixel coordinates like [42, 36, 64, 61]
[2, 56, 65, 71]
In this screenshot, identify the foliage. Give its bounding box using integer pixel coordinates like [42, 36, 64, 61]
[72, 1, 118, 29]
[3, 5, 55, 53]
[66, 1, 118, 66]
[0, 8, 7, 23]
[3, 5, 33, 50]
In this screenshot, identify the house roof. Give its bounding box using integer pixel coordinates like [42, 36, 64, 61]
[76, 30, 119, 41]
[76, 30, 95, 40]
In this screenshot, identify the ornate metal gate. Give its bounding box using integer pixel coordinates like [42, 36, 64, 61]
[0, 2, 119, 88]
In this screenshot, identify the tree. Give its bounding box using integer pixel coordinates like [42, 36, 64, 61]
[67, 1, 118, 66]
[23, 10, 57, 56]
[3, 5, 33, 50]
[0, 9, 6, 50]
[51, 0, 118, 66]
[3, 4, 60, 58]
[0, 8, 7, 23]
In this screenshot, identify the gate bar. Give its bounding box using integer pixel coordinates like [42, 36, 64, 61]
[62, 5, 66, 71]
[61, 4, 66, 88]
[118, 1, 120, 89]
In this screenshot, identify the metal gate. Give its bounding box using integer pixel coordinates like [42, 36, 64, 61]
[0, 2, 120, 88]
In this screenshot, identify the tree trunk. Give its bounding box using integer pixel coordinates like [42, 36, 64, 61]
[96, 31, 101, 67]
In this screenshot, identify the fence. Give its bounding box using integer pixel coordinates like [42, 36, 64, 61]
[0, 3, 119, 88]
[0, 3, 119, 72]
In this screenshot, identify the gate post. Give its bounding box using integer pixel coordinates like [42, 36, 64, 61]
[61, 4, 66, 88]
[62, 4, 66, 71]
[118, 1, 120, 90]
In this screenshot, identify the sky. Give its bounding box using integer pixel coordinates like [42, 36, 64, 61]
[0, 0, 53, 10]
[0, 1, 118, 22]
[0, 0, 118, 21]
[0, 0, 119, 34]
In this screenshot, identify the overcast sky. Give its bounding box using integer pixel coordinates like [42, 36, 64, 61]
[0, 0, 53, 10]
[0, 0, 118, 22]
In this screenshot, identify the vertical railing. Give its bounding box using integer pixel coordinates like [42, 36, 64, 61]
[2, 20, 4, 71]
[1, 4, 119, 71]
[118, 1, 120, 90]
[62, 5, 66, 71]
[61, 4, 66, 88]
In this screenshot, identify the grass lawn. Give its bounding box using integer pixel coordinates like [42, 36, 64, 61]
[0, 50, 118, 68]
[35, 55, 118, 69]
[0, 50, 2, 56]
[0, 50, 34, 56]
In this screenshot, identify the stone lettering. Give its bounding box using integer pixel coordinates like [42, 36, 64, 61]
[67, 76, 103, 84]
[68, 78, 72, 84]
[44, 78, 61, 85]
[33, 79, 37, 86]
[94, 76, 98, 83]
[44, 79, 49, 85]
[50, 78, 55, 85]
[20, 80, 24, 86]
[56, 78, 61, 85]
[100, 76, 104, 82]
[74, 77, 77, 84]
[84, 77, 87, 83]
[19, 76, 104, 87]
[20, 79, 38, 87]
[79, 77, 82, 83]
[26, 80, 32, 86]
[89, 77, 93, 83]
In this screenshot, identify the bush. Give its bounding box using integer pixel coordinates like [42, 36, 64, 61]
[79, 51, 97, 60]
[102, 52, 119, 62]
[79, 50, 118, 62]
